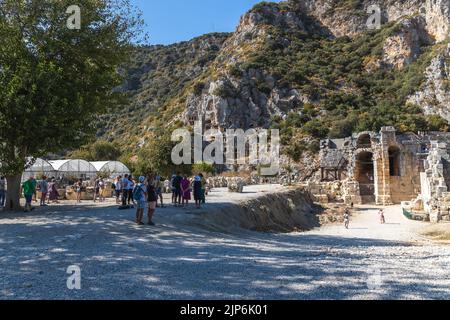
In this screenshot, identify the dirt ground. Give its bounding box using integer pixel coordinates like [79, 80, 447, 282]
[0, 186, 449, 299]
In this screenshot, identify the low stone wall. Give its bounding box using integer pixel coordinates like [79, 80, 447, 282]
[186, 189, 322, 233]
[207, 176, 285, 189]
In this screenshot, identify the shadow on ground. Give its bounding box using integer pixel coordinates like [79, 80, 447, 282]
[0, 203, 449, 300]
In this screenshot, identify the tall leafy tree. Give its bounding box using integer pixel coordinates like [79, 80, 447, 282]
[0, 0, 143, 210]
[69, 140, 122, 161]
[136, 133, 179, 177]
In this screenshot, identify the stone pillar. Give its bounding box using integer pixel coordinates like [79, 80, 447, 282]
[373, 151, 385, 205]
[423, 141, 450, 212]
[375, 127, 396, 205]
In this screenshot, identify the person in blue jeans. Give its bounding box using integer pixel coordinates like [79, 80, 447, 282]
[0, 176, 6, 207]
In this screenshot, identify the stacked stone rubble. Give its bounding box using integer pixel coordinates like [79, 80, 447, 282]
[424, 141, 449, 200]
[420, 141, 450, 221]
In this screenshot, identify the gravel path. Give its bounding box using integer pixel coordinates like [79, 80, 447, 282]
[0, 185, 449, 300]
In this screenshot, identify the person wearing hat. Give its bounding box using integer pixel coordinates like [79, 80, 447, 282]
[135, 176, 147, 225]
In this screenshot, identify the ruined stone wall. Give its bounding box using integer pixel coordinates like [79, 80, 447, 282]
[416, 141, 450, 219]
[374, 128, 425, 204]
[318, 128, 450, 206]
[389, 148, 422, 203]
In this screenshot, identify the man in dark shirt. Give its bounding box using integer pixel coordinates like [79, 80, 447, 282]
[172, 172, 183, 206]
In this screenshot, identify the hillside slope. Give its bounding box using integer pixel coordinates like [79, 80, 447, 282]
[99, 0, 449, 163]
[98, 33, 230, 146]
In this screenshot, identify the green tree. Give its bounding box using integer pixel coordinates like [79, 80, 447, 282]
[0, 0, 143, 210]
[89, 141, 122, 161]
[135, 133, 179, 177]
[68, 148, 92, 161]
[427, 115, 449, 132]
[70, 141, 122, 161]
[192, 161, 214, 175]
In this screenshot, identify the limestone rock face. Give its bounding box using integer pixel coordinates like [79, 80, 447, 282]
[184, 75, 305, 130]
[233, 5, 307, 46]
[408, 44, 450, 121]
[301, 0, 449, 42]
[382, 18, 429, 69]
[423, 0, 450, 42]
[297, 0, 369, 38]
[179, 0, 450, 131]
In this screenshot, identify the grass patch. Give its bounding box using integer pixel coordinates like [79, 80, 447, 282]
[421, 224, 450, 241]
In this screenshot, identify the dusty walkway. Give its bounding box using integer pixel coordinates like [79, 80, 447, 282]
[0, 185, 449, 300]
[309, 205, 427, 243]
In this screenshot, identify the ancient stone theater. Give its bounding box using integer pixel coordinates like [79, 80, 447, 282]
[319, 126, 450, 213]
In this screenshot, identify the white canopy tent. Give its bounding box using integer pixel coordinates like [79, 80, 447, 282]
[90, 161, 131, 178]
[49, 159, 97, 180]
[16, 159, 130, 183]
[22, 158, 56, 182]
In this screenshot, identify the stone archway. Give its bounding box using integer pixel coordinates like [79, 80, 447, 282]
[355, 131, 374, 149]
[356, 133, 372, 149]
[355, 151, 375, 203]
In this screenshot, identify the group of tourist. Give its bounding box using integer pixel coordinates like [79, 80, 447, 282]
[20, 176, 60, 212]
[130, 172, 209, 226]
[170, 172, 208, 209]
[113, 174, 140, 207]
[72, 177, 107, 204]
[1, 170, 210, 218]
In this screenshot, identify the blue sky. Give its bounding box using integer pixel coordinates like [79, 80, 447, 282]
[131, 0, 280, 45]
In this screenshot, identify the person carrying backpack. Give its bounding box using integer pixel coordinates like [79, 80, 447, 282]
[133, 176, 147, 225]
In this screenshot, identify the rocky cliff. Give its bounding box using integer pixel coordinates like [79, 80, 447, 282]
[178, 0, 449, 132]
[300, 0, 449, 41]
[408, 43, 450, 122]
[98, 33, 230, 144]
[98, 0, 449, 166]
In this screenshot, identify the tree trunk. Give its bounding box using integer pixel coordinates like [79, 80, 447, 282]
[5, 174, 22, 211]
